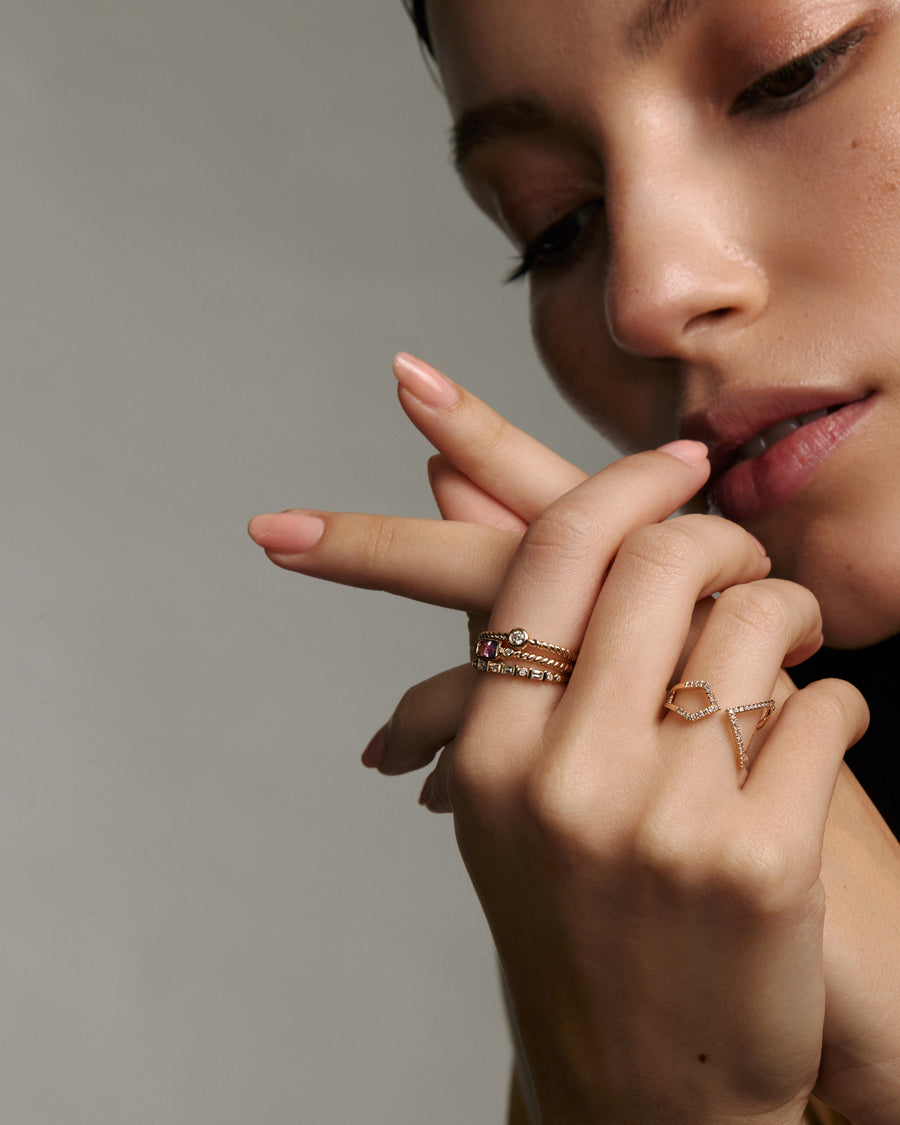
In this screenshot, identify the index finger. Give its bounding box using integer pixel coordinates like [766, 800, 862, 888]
[394, 353, 589, 519]
[248, 442, 709, 615]
[248, 511, 517, 612]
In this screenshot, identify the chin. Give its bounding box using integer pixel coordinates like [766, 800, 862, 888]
[765, 528, 900, 651]
[819, 604, 898, 650]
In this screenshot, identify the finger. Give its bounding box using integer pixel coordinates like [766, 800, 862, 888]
[394, 352, 588, 520]
[419, 741, 455, 814]
[428, 455, 528, 532]
[371, 664, 472, 776]
[248, 510, 517, 612]
[749, 678, 870, 843]
[485, 442, 712, 669]
[658, 578, 823, 780]
[458, 445, 718, 749]
[566, 515, 773, 723]
[682, 578, 823, 684]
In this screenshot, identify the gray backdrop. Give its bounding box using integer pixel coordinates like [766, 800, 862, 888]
[2, 2, 615, 1121]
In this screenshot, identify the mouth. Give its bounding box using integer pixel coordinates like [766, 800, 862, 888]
[682, 389, 875, 525]
[712, 402, 848, 474]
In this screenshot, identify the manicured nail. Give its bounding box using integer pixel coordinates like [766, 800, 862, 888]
[655, 439, 708, 466]
[247, 512, 325, 553]
[393, 352, 459, 408]
[362, 724, 387, 769]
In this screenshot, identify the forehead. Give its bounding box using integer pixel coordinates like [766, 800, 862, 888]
[428, 0, 694, 108]
[429, 0, 598, 108]
[427, 0, 834, 113]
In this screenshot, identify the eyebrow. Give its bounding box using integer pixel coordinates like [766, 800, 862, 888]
[451, 0, 706, 169]
[452, 96, 558, 170]
[628, 0, 706, 55]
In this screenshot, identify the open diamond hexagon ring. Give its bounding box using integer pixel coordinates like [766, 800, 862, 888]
[664, 680, 776, 770]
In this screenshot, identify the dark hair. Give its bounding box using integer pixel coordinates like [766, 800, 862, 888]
[403, 0, 435, 58]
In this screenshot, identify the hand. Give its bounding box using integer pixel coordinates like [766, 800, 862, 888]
[364, 355, 752, 809]
[247, 355, 882, 1121]
[393, 359, 900, 1122]
[814, 766, 900, 1121]
[363, 368, 589, 788]
[386, 357, 900, 1120]
[444, 424, 868, 1121]
[251, 354, 592, 789]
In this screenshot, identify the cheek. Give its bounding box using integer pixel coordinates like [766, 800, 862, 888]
[529, 281, 680, 451]
[844, 108, 900, 279]
[790, 87, 900, 285]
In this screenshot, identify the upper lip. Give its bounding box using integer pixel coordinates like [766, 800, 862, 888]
[680, 386, 872, 480]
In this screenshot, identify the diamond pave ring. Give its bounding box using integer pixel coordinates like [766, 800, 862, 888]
[664, 680, 776, 770]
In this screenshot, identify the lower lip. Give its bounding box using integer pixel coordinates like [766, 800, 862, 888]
[707, 396, 874, 525]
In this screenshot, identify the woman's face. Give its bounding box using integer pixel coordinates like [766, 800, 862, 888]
[428, 0, 900, 647]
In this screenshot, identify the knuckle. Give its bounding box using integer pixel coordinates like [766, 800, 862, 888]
[804, 678, 869, 733]
[774, 579, 823, 624]
[630, 812, 706, 887]
[447, 741, 510, 810]
[616, 521, 699, 584]
[510, 743, 618, 857]
[714, 581, 788, 638]
[717, 834, 810, 913]
[521, 762, 591, 849]
[359, 515, 398, 571]
[457, 404, 509, 461]
[630, 813, 810, 912]
[805, 682, 848, 726]
[520, 505, 600, 572]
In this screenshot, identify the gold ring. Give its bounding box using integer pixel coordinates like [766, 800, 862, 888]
[473, 628, 576, 684]
[474, 628, 577, 665]
[664, 680, 775, 770]
[472, 658, 569, 684]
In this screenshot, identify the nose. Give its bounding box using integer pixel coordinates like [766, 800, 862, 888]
[603, 157, 769, 359]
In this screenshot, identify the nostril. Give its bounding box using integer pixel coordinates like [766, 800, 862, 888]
[686, 306, 735, 332]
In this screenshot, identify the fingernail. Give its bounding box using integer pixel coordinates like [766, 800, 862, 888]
[362, 724, 387, 769]
[656, 439, 708, 466]
[247, 512, 325, 553]
[748, 533, 768, 557]
[418, 773, 434, 807]
[393, 352, 459, 408]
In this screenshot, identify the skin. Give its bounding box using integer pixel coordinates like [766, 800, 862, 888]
[249, 367, 900, 1123]
[430, 0, 900, 648]
[248, 0, 900, 1120]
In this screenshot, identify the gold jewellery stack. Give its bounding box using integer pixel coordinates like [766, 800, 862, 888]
[473, 628, 577, 684]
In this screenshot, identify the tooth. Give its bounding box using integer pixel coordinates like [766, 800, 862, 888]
[736, 405, 841, 464]
[762, 418, 801, 444]
[740, 434, 768, 460]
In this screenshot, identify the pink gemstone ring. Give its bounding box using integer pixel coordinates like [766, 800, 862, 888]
[473, 628, 577, 683]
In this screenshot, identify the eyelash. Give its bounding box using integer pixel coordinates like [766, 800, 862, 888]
[505, 202, 599, 283]
[505, 24, 870, 284]
[730, 24, 868, 116]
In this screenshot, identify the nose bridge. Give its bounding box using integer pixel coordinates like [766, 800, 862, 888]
[603, 137, 768, 358]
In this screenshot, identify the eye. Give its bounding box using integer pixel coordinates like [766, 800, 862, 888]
[731, 24, 869, 116]
[505, 202, 600, 283]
